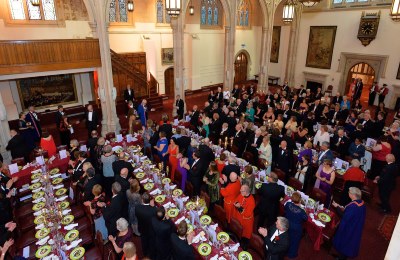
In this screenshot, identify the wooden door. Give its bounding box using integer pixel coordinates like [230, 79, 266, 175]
[234, 52, 248, 84]
[164, 67, 174, 96]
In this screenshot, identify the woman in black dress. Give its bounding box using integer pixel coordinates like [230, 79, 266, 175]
[18, 112, 35, 152]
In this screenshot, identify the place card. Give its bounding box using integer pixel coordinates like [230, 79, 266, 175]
[79, 145, 87, 152]
[126, 134, 132, 143]
[23, 246, 30, 258]
[173, 119, 179, 126]
[8, 163, 19, 174]
[36, 156, 45, 165]
[59, 149, 67, 159]
[116, 134, 123, 142]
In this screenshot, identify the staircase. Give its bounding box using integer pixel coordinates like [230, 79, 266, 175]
[110, 49, 164, 111]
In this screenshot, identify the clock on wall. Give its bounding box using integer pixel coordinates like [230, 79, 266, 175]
[357, 11, 380, 46]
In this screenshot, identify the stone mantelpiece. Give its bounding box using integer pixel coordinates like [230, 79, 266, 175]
[303, 71, 329, 90]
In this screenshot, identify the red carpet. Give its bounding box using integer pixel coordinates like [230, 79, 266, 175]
[379, 215, 398, 241]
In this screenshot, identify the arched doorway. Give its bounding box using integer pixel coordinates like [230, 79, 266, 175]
[164, 67, 174, 96]
[234, 51, 249, 84]
[346, 62, 375, 104]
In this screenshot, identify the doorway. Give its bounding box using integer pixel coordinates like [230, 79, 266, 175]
[306, 81, 322, 94]
[234, 51, 249, 84]
[164, 67, 174, 97]
[346, 62, 375, 105]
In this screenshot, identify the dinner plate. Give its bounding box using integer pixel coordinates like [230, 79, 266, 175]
[50, 168, 60, 174]
[167, 208, 179, 218]
[70, 246, 85, 260]
[144, 183, 154, 190]
[293, 150, 299, 155]
[32, 173, 41, 180]
[255, 182, 262, 189]
[153, 168, 160, 173]
[186, 202, 195, 210]
[217, 232, 230, 243]
[135, 172, 145, 179]
[33, 202, 45, 211]
[33, 191, 45, 200]
[55, 188, 67, 197]
[65, 229, 79, 242]
[35, 227, 50, 239]
[197, 243, 212, 256]
[52, 178, 63, 185]
[200, 215, 212, 225]
[35, 245, 51, 259]
[143, 160, 151, 164]
[162, 178, 171, 184]
[252, 166, 258, 172]
[30, 183, 41, 190]
[59, 201, 70, 210]
[62, 215, 75, 225]
[172, 189, 183, 196]
[317, 212, 331, 223]
[155, 195, 166, 203]
[287, 186, 294, 192]
[115, 148, 124, 154]
[308, 198, 315, 208]
[34, 215, 45, 225]
[238, 251, 253, 260]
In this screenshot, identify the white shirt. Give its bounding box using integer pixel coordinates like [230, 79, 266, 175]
[318, 149, 329, 161]
[192, 159, 199, 169]
[313, 130, 330, 146]
[223, 91, 230, 100]
[88, 111, 93, 121]
[265, 229, 286, 250]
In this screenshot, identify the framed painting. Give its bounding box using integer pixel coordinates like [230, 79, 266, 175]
[306, 26, 337, 69]
[17, 74, 77, 110]
[397, 63, 400, 80]
[270, 26, 281, 63]
[161, 48, 174, 65]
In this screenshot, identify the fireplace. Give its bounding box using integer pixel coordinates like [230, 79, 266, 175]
[307, 81, 323, 93]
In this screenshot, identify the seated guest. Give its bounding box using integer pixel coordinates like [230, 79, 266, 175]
[135, 192, 157, 258]
[6, 130, 28, 161]
[247, 128, 263, 160]
[332, 187, 366, 260]
[152, 207, 176, 260]
[87, 184, 108, 240]
[203, 161, 220, 210]
[258, 217, 290, 260]
[285, 192, 308, 259]
[170, 222, 195, 260]
[113, 152, 134, 177]
[40, 131, 57, 157]
[240, 165, 256, 195]
[220, 172, 241, 223]
[285, 116, 298, 134]
[315, 159, 336, 207]
[108, 218, 134, 257]
[126, 179, 142, 236]
[341, 159, 365, 205]
[313, 125, 330, 148]
[259, 136, 273, 175]
[98, 182, 124, 236]
[294, 155, 311, 191]
[232, 184, 255, 249]
[331, 128, 350, 159]
[122, 242, 137, 260]
[348, 138, 365, 160]
[313, 141, 334, 165]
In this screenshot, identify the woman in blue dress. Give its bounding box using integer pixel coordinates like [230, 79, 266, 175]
[154, 131, 168, 169]
[285, 192, 308, 259]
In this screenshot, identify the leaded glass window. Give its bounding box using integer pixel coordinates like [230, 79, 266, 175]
[43, 0, 56, 20]
[200, 0, 220, 27]
[237, 0, 250, 28]
[8, 0, 56, 21]
[156, 0, 171, 24]
[27, 0, 42, 20]
[109, 0, 128, 23]
[9, 0, 25, 20]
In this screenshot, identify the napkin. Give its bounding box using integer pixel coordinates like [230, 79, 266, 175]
[52, 184, 63, 190]
[210, 255, 219, 260]
[175, 216, 185, 225]
[210, 223, 218, 231]
[55, 195, 68, 202]
[42, 254, 58, 260]
[312, 218, 326, 228]
[169, 184, 177, 190]
[36, 236, 49, 246]
[35, 223, 45, 230]
[32, 187, 43, 193]
[22, 164, 30, 170]
[50, 174, 61, 179]
[229, 243, 240, 252]
[140, 156, 148, 160]
[48, 239, 54, 245]
[34, 210, 47, 216]
[20, 194, 33, 202]
[31, 178, 40, 184]
[19, 184, 30, 192]
[182, 196, 189, 202]
[66, 239, 82, 251]
[140, 178, 149, 184]
[149, 188, 161, 195]
[64, 223, 78, 231]
[62, 209, 72, 215]
[197, 208, 204, 216]
[32, 169, 42, 174]
[134, 168, 143, 173]
[163, 202, 173, 208]
[192, 233, 207, 244]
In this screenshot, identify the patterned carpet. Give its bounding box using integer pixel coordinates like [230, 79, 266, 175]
[379, 215, 398, 241]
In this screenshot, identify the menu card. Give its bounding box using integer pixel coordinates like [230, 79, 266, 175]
[79, 145, 87, 152]
[126, 134, 132, 143]
[9, 163, 19, 174]
[36, 156, 45, 165]
[59, 149, 67, 159]
[116, 134, 123, 142]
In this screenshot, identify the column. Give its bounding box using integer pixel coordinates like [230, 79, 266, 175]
[258, 26, 269, 91]
[0, 93, 11, 163]
[171, 16, 186, 114]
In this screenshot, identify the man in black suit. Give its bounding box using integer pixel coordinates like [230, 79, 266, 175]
[314, 141, 334, 165]
[375, 154, 398, 213]
[115, 168, 131, 195]
[360, 111, 374, 137]
[123, 84, 135, 103]
[68, 151, 90, 185]
[84, 104, 99, 137]
[170, 221, 195, 260]
[198, 139, 215, 166]
[331, 129, 350, 158]
[112, 152, 134, 177]
[6, 130, 28, 161]
[82, 167, 101, 202]
[232, 124, 247, 157]
[55, 105, 65, 128]
[232, 84, 240, 99]
[152, 207, 176, 260]
[274, 141, 293, 182]
[258, 217, 290, 260]
[256, 172, 285, 227]
[188, 150, 206, 195]
[353, 78, 363, 101]
[87, 130, 99, 156]
[26, 105, 42, 141]
[221, 156, 241, 186]
[246, 128, 263, 160]
[290, 95, 301, 110]
[135, 192, 157, 258]
[215, 87, 223, 105]
[190, 105, 200, 129]
[310, 100, 324, 121]
[175, 95, 185, 120]
[176, 129, 191, 156]
[332, 92, 343, 105]
[98, 182, 124, 236]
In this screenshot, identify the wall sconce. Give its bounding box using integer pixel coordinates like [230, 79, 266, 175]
[165, 0, 182, 17]
[189, 0, 194, 15]
[31, 0, 40, 6]
[128, 0, 134, 12]
[390, 0, 400, 21]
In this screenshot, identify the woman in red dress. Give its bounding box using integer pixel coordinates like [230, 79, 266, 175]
[215, 152, 226, 175]
[40, 131, 57, 157]
[165, 137, 178, 182]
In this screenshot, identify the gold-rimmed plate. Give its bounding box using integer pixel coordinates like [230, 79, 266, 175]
[172, 189, 183, 196]
[200, 215, 212, 225]
[70, 247, 85, 260]
[62, 215, 74, 225]
[50, 168, 60, 174]
[155, 195, 166, 203]
[35, 245, 51, 259]
[167, 208, 179, 218]
[217, 231, 230, 243]
[33, 191, 45, 200]
[35, 227, 50, 239]
[144, 183, 154, 190]
[33, 202, 45, 211]
[55, 188, 67, 197]
[65, 229, 79, 242]
[52, 178, 63, 185]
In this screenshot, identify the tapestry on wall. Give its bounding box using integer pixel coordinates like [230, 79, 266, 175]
[17, 74, 78, 110]
[306, 26, 337, 69]
[161, 48, 174, 65]
[270, 26, 281, 63]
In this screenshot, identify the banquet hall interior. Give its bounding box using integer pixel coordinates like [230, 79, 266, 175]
[1, 0, 400, 259]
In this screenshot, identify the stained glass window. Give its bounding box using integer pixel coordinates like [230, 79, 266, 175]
[9, 0, 25, 20]
[201, 5, 206, 25]
[43, 0, 56, 20]
[332, 0, 390, 6]
[237, 0, 250, 28]
[109, 0, 128, 23]
[8, 0, 56, 21]
[157, 0, 163, 23]
[27, 0, 42, 20]
[200, 0, 220, 27]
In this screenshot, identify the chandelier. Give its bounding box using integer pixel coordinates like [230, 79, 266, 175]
[390, 0, 400, 21]
[127, 0, 134, 12]
[165, 0, 182, 17]
[31, 0, 40, 6]
[282, 0, 321, 23]
[299, 0, 321, 7]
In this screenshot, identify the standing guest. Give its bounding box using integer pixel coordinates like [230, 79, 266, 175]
[294, 155, 311, 191]
[177, 152, 189, 192]
[112, 152, 134, 177]
[154, 131, 168, 169]
[232, 124, 247, 157]
[170, 222, 195, 260]
[203, 161, 220, 210]
[275, 140, 293, 181]
[220, 172, 241, 223]
[6, 130, 28, 161]
[378, 84, 389, 104]
[247, 129, 263, 161]
[135, 193, 157, 259]
[18, 112, 35, 151]
[374, 154, 398, 213]
[108, 218, 134, 257]
[87, 184, 108, 240]
[332, 187, 366, 260]
[40, 131, 56, 157]
[82, 166, 101, 202]
[331, 129, 350, 159]
[137, 99, 148, 129]
[221, 156, 240, 186]
[58, 116, 71, 147]
[313, 142, 334, 165]
[285, 192, 308, 259]
[341, 159, 365, 205]
[315, 159, 336, 207]
[232, 184, 255, 249]
[188, 150, 205, 195]
[353, 78, 363, 101]
[159, 114, 173, 141]
[152, 207, 176, 260]
[375, 102, 388, 122]
[370, 136, 391, 179]
[332, 92, 343, 105]
[121, 242, 137, 260]
[190, 105, 200, 129]
[257, 172, 285, 227]
[68, 139, 80, 162]
[298, 141, 313, 163]
[25, 105, 41, 141]
[368, 82, 379, 106]
[84, 104, 99, 137]
[93, 137, 106, 173]
[175, 95, 184, 120]
[55, 105, 65, 128]
[143, 120, 154, 159]
[164, 137, 178, 182]
[232, 84, 240, 99]
[215, 152, 227, 174]
[241, 165, 256, 195]
[87, 130, 99, 155]
[115, 168, 131, 196]
[124, 84, 135, 103]
[348, 137, 366, 160]
[208, 90, 216, 104]
[69, 151, 89, 186]
[258, 217, 290, 260]
[223, 87, 231, 106]
[245, 102, 255, 122]
[126, 179, 142, 236]
[313, 125, 330, 148]
[101, 145, 117, 196]
[128, 114, 141, 135]
[258, 135, 273, 175]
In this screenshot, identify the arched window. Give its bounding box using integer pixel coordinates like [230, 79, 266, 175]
[237, 0, 250, 28]
[109, 0, 128, 22]
[156, 0, 171, 24]
[200, 0, 221, 28]
[8, 0, 57, 21]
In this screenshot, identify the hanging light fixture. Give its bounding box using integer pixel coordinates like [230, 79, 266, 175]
[127, 0, 134, 12]
[165, 0, 182, 17]
[189, 0, 194, 16]
[31, 0, 40, 6]
[282, 0, 296, 23]
[299, 0, 321, 7]
[390, 0, 400, 21]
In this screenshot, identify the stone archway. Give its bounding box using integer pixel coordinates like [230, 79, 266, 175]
[234, 50, 251, 84]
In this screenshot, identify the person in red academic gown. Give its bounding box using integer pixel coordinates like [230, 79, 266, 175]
[220, 172, 241, 223]
[332, 187, 366, 260]
[232, 184, 255, 249]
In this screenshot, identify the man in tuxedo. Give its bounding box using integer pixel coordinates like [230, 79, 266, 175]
[232, 84, 240, 99]
[188, 151, 206, 195]
[215, 87, 223, 105]
[375, 154, 398, 213]
[190, 105, 200, 129]
[87, 130, 99, 156]
[135, 192, 157, 258]
[170, 222, 195, 260]
[360, 111, 374, 137]
[353, 78, 363, 101]
[219, 122, 231, 141]
[331, 129, 350, 158]
[152, 207, 176, 260]
[175, 95, 184, 120]
[112, 152, 134, 177]
[209, 113, 222, 140]
[348, 137, 366, 160]
[85, 105, 99, 137]
[246, 128, 263, 160]
[124, 84, 135, 103]
[298, 85, 307, 97]
[176, 129, 191, 156]
[98, 182, 124, 236]
[282, 104, 291, 125]
[232, 124, 247, 157]
[6, 130, 28, 161]
[256, 172, 285, 227]
[115, 168, 131, 195]
[314, 142, 334, 165]
[332, 92, 343, 105]
[328, 104, 343, 126]
[81, 167, 101, 202]
[378, 83, 389, 104]
[26, 105, 41, 141]
[198, 138, 215, 166]
[221, 156, 241, 186]
[282, 81, 290, 94]
[226, 111, 237, 134]
[68, 151, 90, 185]
[290, 95, 301, 111]
[258, 217, 290, 260]
[274, 141, 293, 181]
[55, 105, 65, 128]
[310, 100, 324, 121]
